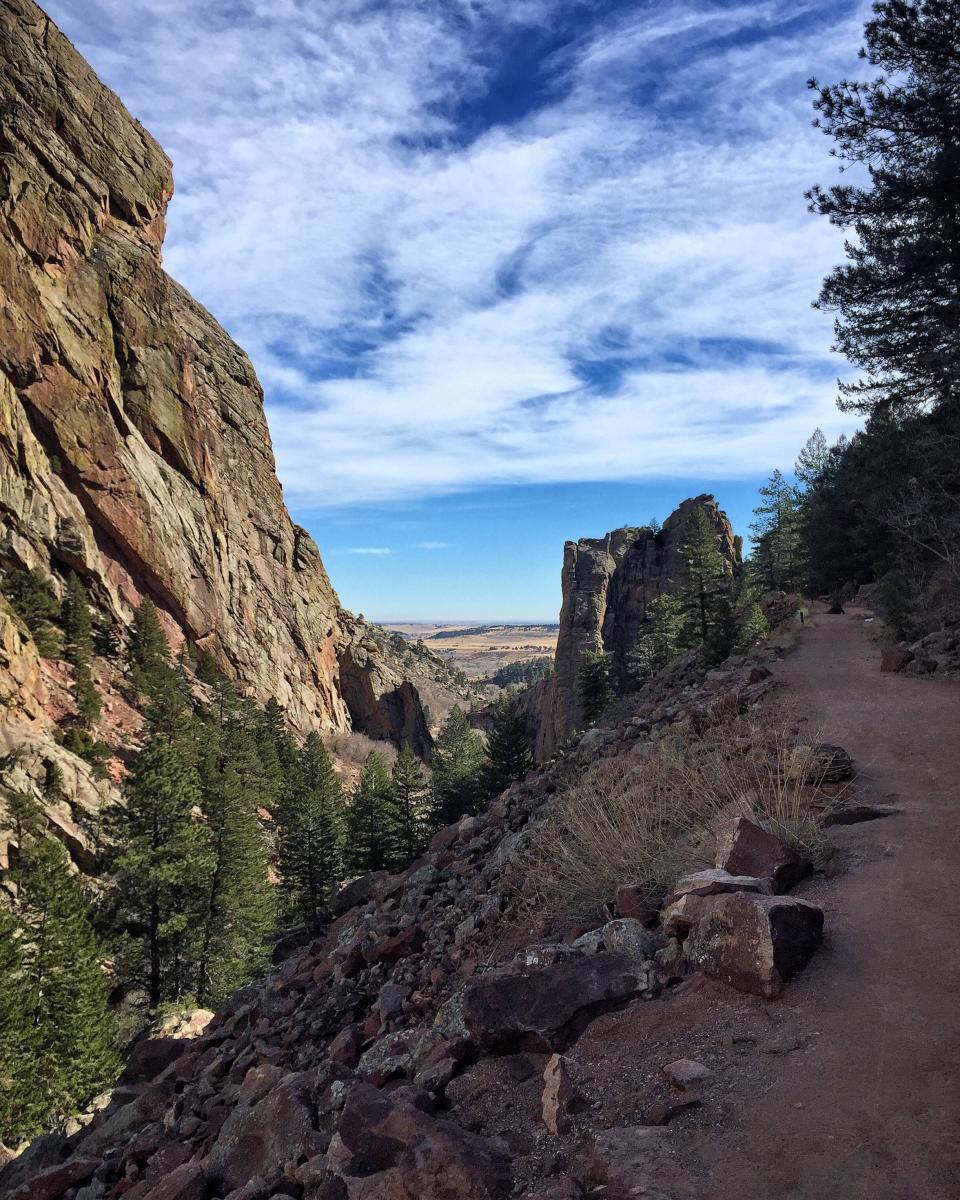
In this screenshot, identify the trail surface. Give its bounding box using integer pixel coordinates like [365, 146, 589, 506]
[683, 605, 960, 1198]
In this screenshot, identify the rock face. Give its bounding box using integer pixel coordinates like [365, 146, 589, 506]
[0, 0, 427, 749]
[536, 495, 741, 757]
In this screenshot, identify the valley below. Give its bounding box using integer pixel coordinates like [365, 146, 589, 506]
[383, 623, 559, 682]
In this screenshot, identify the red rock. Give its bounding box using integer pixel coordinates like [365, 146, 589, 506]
[714, 816, 808, 893]
[881, 645, 913, 673]
[462, 953, 649, 1052]
[138, 1163, 205, 1200]
[685, 891, 824, 998]
[542, 1054, 578, 1135]
[614, 885, 660, 925]
[327, 1024, 364, 1070]
[327, 1082, 511, 1198]
[362, 924, 425, 965]
[204, 1071, 316, 1194]
[5, 1158, 98, 1200]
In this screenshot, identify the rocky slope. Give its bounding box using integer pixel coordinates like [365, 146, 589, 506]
[0, 0, 430, 751]
[534, 496, 741, 758]
[0, 639, 844, 1200]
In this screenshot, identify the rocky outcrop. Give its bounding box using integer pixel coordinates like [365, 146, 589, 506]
[0, 0, 426, 748]
[536, 495, 740, 757]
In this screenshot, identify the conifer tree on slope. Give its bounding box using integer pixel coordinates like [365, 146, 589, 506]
[0, 799, 117, 1144]
[430, 706, 486, 828]
[484, 698, 534, 799]
[61, 572, 101, 727]
[388, 743, 429, 865]
[127, 595, 173, 699]
[628, 592, 687, 686]
[576, 650, 615, 725]
[108, 692, 209, 1008]
[749, 469, 803, 593]
[345, 751, 395, 875]
[278, 731, 344, 928]
[676, 508, 730, 645]
[194, 695, 276, 1006]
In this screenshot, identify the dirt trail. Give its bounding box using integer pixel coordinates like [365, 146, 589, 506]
[682, 605, 960, 1198]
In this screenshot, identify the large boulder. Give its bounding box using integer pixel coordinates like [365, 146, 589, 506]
[685, 892, 824, 998]
[462, 953, 650, 1051]
[326, 1082, 511, 1199]
[203, 1070, 317, 1193]
[714, 817, 808, 894]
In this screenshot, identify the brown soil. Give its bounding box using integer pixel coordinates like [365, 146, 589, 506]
[678, 603, 960, 1198]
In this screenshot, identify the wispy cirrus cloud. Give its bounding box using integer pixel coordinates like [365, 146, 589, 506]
[417, 541, 449, 550]
[346, 547, 392, 556]
[48, 0, 869, 508]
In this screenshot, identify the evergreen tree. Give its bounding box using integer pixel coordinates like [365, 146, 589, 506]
[388, 744, 429, 865]
[61, 573, 101, 728]
[676, 508, 730, 644]
[128, 596, 172, 698]
[194, 726, 275, 1007]
[429, 707, 486, 828]
[808, 0, 960, 417]
[278, 732, 344, 928]
[108, 732, 209, 1008]
[0, 798, 117, 1143]
[14, 837, 118, 1136]
[732, 578, 771, 654]
[483, 699, 534, 799]
[1, 567, 61, 656]
[628, 593, 687, 686]
[750, 469, 803, 592]
[0, 902, 34, 1146]
[795, 428, 830, 492]
[576, 650, 614, 724]
[345, 751, 395, 875]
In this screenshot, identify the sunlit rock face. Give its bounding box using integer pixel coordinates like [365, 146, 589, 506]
[536, 495, 741, 758]
[0, 0, 426, 744]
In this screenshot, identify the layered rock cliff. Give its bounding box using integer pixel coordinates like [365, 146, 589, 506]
[536, 496, 741, 758]
[0, 0, 427, 752]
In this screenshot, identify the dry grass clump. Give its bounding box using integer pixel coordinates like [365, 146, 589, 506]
[326, 730, 399, 773]
[521, 709, 840, 934]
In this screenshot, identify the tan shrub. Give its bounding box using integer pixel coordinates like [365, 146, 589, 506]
[518, 707, 840, 935]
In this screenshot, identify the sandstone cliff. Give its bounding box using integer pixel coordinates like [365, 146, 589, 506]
[536, 495, 741, 758]
[0, 0, 428, 756]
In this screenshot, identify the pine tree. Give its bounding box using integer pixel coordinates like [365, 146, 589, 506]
[808, 0, 960, 417]
[194, 726, 275, 1007]
[676, 508, 730, 645]
[14, 837, 118, 1136]
[128, 596, 172, 698]
[750, 470, 803, 593]
[1, 567, 61, 656]
[483, 699, 534, 799]
[628, 593, 687, 686]
[388, 743, 429, 865]
[576, 650, 614, 725]
[278, 732, 344, 928]
[61, 573, 102, 730]
[795, 428, 830, 492]
[0, 797, 117, 1144]
[429, 707, 486, 828]
[108, 732, 209, 1008]
[0, 902, 34, 1147]
[345, 751, 395, 875]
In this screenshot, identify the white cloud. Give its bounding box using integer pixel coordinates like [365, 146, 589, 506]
[417, 541, 449, 550]
[346, 547, 392, 556]
[45, 0, 871, 507]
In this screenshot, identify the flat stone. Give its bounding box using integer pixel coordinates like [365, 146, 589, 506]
[662, 1058, 714, 1089]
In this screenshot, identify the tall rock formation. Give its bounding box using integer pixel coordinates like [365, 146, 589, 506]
[536, 495, 741, 758]
[0, 0, 427, 751]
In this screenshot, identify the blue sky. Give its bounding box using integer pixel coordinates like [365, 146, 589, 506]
[48, 0, 868, 620]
